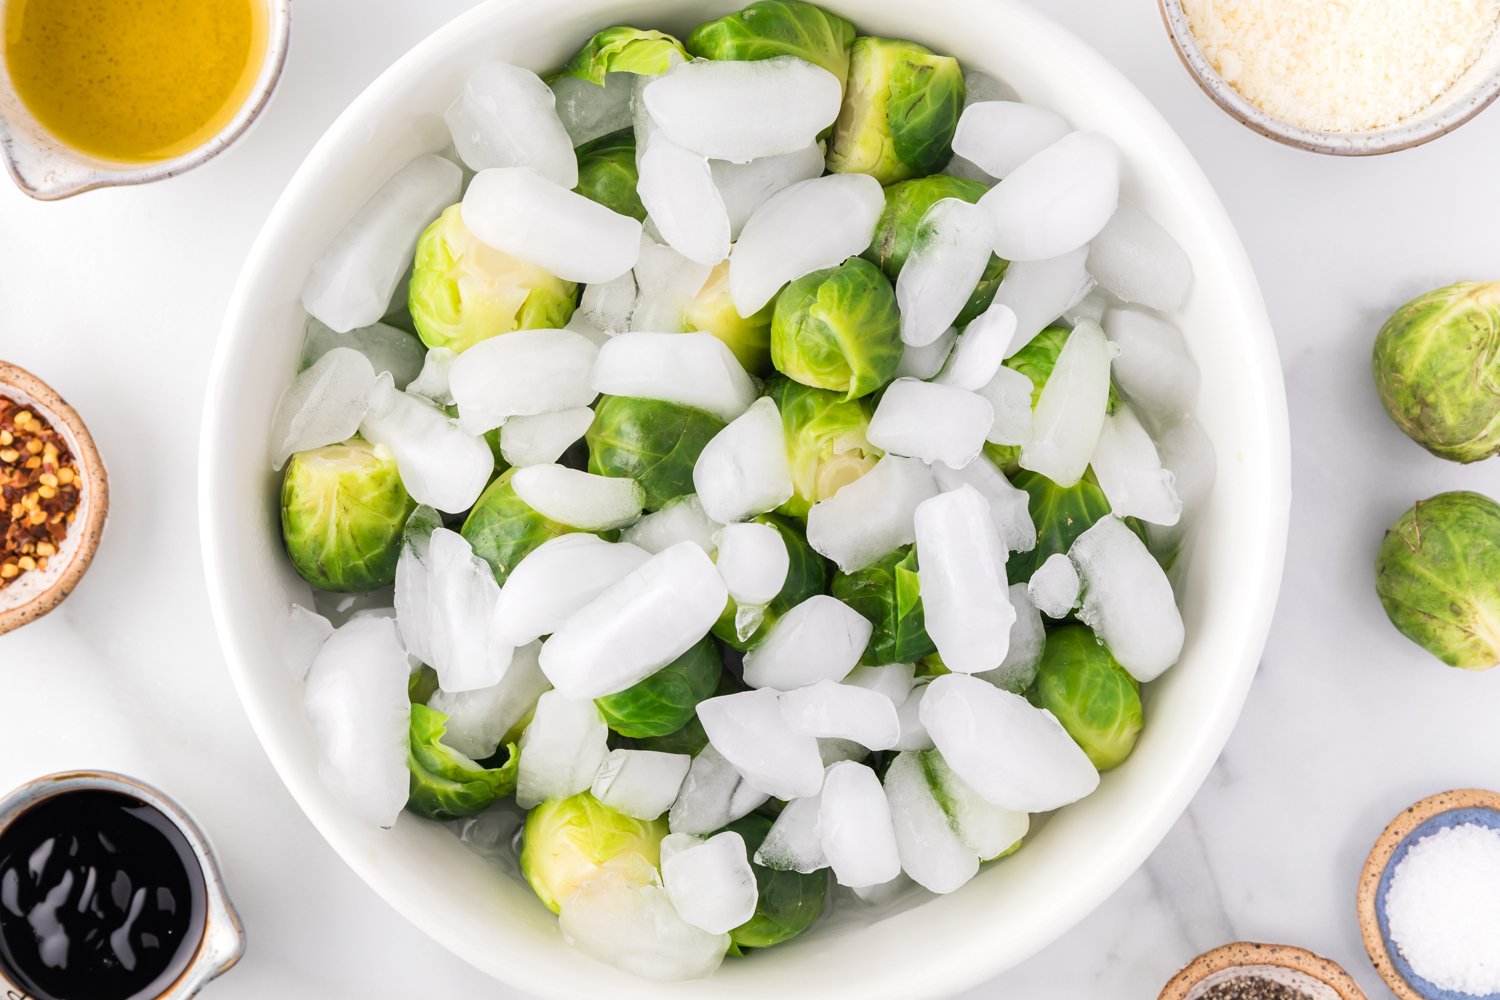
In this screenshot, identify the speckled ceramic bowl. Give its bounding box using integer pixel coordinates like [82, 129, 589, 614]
[1158, 942, 1369, 1000]
[0, 361, 108, 636]
[1159, 0, 1500, 155]
[1359, 789, 1500, 1000]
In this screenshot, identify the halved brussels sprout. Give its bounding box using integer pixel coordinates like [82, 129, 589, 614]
[1372, 281, 1500, 463]
[408, 205, 578, 354]
[561, 26, 689, 84]
[1031, 626, 1143, 770]
[831, 546, 934, 665]
[716, 812, 828, 952]
[520, 792, 668, 914]
[460, 468, 574, 584]
[574, 128, 647, 222]
[1376, 491, 1500, 670]
[586, 395, 727, 511]
[281, 438, 415, 593]
[686, 1, 856, 89]
[406, 704, 519, 821]
[771, 258, 902, 401]
[766, 376, 881, 518]
[685, 261, 776, 375]
[595, 636, 723, 738]
[712, 514, 832, 649]
[827, 37, 965, 184]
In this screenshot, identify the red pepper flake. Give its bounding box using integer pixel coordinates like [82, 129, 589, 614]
[0, 394, 81, 589]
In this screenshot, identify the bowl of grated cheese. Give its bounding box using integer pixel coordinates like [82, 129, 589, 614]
[1160, 0, 1500, 155]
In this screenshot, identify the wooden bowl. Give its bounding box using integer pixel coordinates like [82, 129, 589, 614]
[1159, 942, 1369, 999]
[1358, 789, 1500, 1000]
[0, 361, 108, 635]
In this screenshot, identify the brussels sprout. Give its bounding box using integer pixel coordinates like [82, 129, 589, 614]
[1372, 282, 1500, 463]
[460, 468, 574, 584]
[574, 128, 647, 222]
[984, 326, 1122, 472]
[1031, 626, 1143, 770]
[300, 318, 426, 390]
[520, 792, 668, 913]
[586, 395, 727, 511]
[631, 713, 710, 756]
[561, 26, 689, 84]
[826, 37, 965, 185]
[831, 546, 935, 665]
[771, 258, 902, 401]
[281, 438, 415, 593]
[712, 514, 832, 649]
[686, 1, 856, 89]
[863, 176, 1007, 326]
[596, 636, 723, 738]
[685, 261, 776, 375]
[766, 376, 881, 518]
[1375, 491, 1500, 670]
[716, 813, 828, 952]
[406, 704, 519, 821]
[408, 204, 578, 354]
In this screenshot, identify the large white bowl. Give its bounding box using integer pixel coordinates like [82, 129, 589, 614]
[200, 1, 1291, 996]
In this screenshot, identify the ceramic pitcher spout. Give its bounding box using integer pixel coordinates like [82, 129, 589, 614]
[0, 117, 119, 200]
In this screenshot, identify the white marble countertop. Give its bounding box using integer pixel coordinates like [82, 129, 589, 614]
[3, 0, 1499, 996]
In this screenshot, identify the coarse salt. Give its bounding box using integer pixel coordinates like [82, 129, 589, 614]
[1182, 0, 1500, 132]
[1385, 822, 1500, 996]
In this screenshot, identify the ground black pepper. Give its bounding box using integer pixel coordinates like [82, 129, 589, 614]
[1200, 976, 1315, 1000]
[0, 394, 81, 588]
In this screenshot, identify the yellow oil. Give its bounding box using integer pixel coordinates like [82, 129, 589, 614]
[2, 0, 267, 163]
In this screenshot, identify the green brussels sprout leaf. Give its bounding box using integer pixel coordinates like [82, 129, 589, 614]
[716, 812, 828, 952]
[596, 636, 723, 738]
[406, 704, 519, 821]
[831, 546, 935, 665]
[686, 1, 856, 88]
[771, 258, 902, 401]
[766, 376, 882, 518]
[827, 37, 965, 184]
[586, 395, 727, 511]
[1031, 626, 1143, 770]
[574, 128, 647, 221]
[461, 468, 575, 584]
[561, 27, 689, 85]
[1007, 467, 1143, 582]
[520, 792, 667, 913]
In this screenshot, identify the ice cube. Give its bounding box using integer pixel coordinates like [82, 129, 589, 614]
[445, 61, 578, 186]
[896, 199, 999, 347]
[643, 56, 843, 162]
[975, 366, 1035, 446]
[866, 379, 993, 470]
[882, 752, 979, 894]
[428, 641, 549, 759]
[893, 677, 934, 751]
[631, 237, 714, 333]
[270, 347, 376, 470]
[806, 456, 939, 573]
[1087, 202, 1193, 312]
[1103, 309, 1200, 422]
[936, 304, 1016, 391]
[360, 378, 493, 513]
[638, 135, 731, 266]
[920, 673, 1099, 812]
[741, 595, 872, 690]
[895, 326, 957, 380]
[754, 793, 826, 873]
[1028, 553, 1081, 619]
[1018, 320, 1113, 488]
[510, 464, 646, 532]
[551, 72, 634, 146]
[661, 831, 758, 934]
[285, 604, 333, 681]
[516, 690, 609, 808]
[1153, 415, 1216, 515]
[962, 69, 1018, 105]
[669, 746, 769, 835]
[921, 749, 1030, 860]
[951, 102, 1072, 180]
[493, 534, 652, 646]
[449, 327, 600, 434]
[1064, 289, 1109, 327]
[729, 173, 886, 316]
[303, 154, 462, 333]
[914, 486, 1015, 673]
[499, 407, 595, 468]
[300, 318, 425, 390]
[818, 738, 869, 766]
[1069, 515, 1184, 682]
[819, 762, 901, 888]
[303, 616, 413, 828]
[539, 542, 728, 698]
[592, 749, 692, 821]
[844, 663, 916, 706]
[558, 864, 730, 981]
[462, 166, 642, 283]
[693, 398, 795, 523]
[712, 142, 826, 239]
[395, 524, 512, 692]
[779, 680, 900, 751]
[406, 347, 457, 406]
[931, 460, 1036, 555]
[576, 271, 638, 336]
[1091, 404, 1183, 526]
[995, 247, 1096, 356]
[593, 332, 756, 422]
[980, 132, 1121, 261]
[697, 689, 825, 799]
[714, 521, 790, 607]
[621, 495, 722, 556]
[975, 583, 1045, 693]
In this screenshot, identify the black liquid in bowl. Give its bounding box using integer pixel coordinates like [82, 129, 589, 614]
[0, 790, 206, 1000]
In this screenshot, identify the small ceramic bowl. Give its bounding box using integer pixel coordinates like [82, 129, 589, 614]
[0, 361, 109, 636]
[1158, 0, 1500, 155]
[1359, 789, 1500, 1000]
[0, 770, 245, 999]
[1159, 942, 1369, 1000]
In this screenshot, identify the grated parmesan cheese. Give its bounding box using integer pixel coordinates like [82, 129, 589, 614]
[1182, 0, 1500, 132]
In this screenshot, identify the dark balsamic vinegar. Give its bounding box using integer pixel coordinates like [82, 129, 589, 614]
[0, 791, 205, 1000]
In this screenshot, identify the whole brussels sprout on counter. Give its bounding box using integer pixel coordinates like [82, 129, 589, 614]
[586, 396, 727, 511]
[1376, 491, 1500, 670]
[684, 261, 776, 376]
[1031, 626, 1143, 771]
[712, 514, 831, 649]
[595, 636, 723, 738]
[406, 704, 519, 821]
[716, 813, 828, 952]
[687, 0, 856, 89]
[767, 376, 881, 518]
[1372, 281, 1500, 463]
[831, 545, 934, 665]
[281, 438, 415, 592]
[574, 128, 647, 222]
[520, 792, 667, 913]
[771, 257, 902, 401]
[560, 26, 689, 84]
[460, 469, 574, 583]
[408, 204, 578, 354]
[827, 37, 965, 184]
